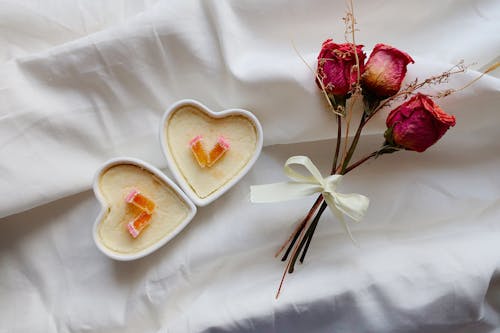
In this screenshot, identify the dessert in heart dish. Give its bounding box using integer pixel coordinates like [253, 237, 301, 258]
[160, 99, 263, 206]
[92, 158, 197, 261]
[92, 100, 263, 260]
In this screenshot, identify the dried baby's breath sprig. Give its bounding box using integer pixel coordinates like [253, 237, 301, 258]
[432, 61, 500, 98]
[344, 0, 362, 85]
[365, 61, 472, 122]
[402, 60, 468, 98]
[338, 0, 363, 173]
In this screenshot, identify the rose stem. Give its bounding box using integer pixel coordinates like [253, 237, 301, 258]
[279, 194, 323, 260]
[294, 114, 343, 262]
[276, 200, 322, 298]
[298, 151, 378, 263]
[332, 114, 343, 172]
[298, 117, 376, 264]
[343, 151, 378, 174]
[276, 218, 306, 258]
[276, 113, 342, 260]
[339, 113, 365, 173]
[288, 202, 328, 273]
[298, 201, 328, 264]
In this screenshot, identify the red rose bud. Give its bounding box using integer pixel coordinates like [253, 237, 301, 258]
[362, 44, 414, 99]
[385, 93, 456, 152]
[316, 39, 366, 99]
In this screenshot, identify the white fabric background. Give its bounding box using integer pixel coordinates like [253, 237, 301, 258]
[1, 0, 499, 332]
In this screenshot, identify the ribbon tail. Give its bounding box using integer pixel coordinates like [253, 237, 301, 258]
[338, 215, 359, 247]
[323, 193, 359, 246]
[333, 192, 370, 222]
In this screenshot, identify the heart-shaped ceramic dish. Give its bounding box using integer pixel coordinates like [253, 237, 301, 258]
[160, 100, 263, 206]
[92, 157, 197, 261]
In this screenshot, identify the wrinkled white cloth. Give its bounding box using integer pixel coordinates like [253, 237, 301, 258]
[1, 0, 500, 332]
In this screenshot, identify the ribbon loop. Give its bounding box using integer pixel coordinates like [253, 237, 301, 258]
[284, 156, 325, 184]
[250, 155, 369, 242]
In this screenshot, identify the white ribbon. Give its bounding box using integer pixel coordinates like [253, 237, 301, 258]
[250, 155, 369, 243]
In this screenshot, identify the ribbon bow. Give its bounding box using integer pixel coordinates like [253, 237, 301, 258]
[250, 155, 369, 243]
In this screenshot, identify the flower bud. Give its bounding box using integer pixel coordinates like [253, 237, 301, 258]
[316, 39, 366, 100]
[362, 44, 414, 99]
[385, 94, 456, 152]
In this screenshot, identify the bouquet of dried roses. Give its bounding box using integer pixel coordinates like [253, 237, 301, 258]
[250, 4, 498, 298]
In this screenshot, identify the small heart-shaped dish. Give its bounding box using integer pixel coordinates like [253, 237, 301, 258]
[160, 100, 263, 206]
[93, 157, 197, 261]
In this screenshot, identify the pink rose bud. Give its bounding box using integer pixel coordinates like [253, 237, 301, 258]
[385, 93, 456, 152]
[362, 44, 414, 99]
[316, 39, 366, 99]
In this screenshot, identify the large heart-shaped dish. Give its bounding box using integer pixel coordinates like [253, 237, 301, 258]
[160, 100, 263, 206]
[92, 157, 197, 261]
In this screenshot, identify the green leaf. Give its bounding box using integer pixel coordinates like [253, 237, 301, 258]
[384, 126, 395, 145]
[376, 144, 401, 157]
[330, 94, 347, 110]
[363, 95, 381, 115]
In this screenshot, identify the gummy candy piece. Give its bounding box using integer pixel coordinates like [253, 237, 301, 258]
[127, 211, 152, 238]
[207, 136, 230, 167]
[190, 135, 208, 168]
[125, 189, 155, 214]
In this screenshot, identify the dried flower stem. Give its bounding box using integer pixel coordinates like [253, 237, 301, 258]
[275, 201, 318, 298]
[275, 112, 344, 297]
[294, 114, 343, 260]
[275, 194, 323, 259]
[340, 111, 365, 172]
[294, 201, 328, 266]
[299, 202, 328, 263]
[339, 93, 357, 170]
[291, 148, 372, 267]
[344, 150, 378, 173]
[276, 125, 342, 260]
[276, 92, 344, 259]
[333, 114, 343, 170]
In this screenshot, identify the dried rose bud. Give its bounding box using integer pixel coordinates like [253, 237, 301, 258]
[385, 93, 456, 152]
[362, 44, 414, 99]
[316, 39, 366, 99]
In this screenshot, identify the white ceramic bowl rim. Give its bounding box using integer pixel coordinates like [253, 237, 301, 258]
[92, 157, 197, 261]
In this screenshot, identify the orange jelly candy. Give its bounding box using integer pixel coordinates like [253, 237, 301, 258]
[207, 136, 230, 167]
[125, 189, 155, 214]
[190, 135, 208, 167]
[127, 211, 152, 238]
